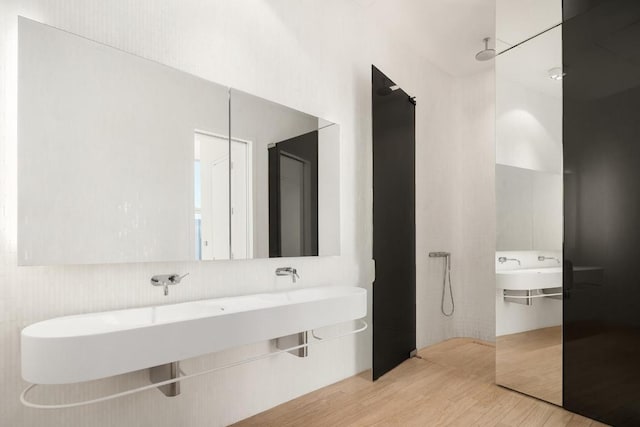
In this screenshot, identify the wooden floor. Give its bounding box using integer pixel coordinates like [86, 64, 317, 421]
[234, 339, 608, 427]
[497, 327, 562, 406]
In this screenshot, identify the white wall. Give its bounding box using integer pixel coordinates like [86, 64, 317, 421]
[452, 70, 497, 343]
[0, 1, 496, 426]
[496, 165, 563, 251]
[496, 293, 562, 336]
[496, 73, 562, 174]
[318, 124, 341, 257]
[416, 69, 496, 347]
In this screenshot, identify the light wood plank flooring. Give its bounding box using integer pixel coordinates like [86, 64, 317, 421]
[497, 327, 562, 406]
[234, 338, 607, 427]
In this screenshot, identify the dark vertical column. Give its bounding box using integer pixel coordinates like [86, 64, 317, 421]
[372, 65, 416, 380]
[563, 1, 640, 424]
[268, 145, 282, 257]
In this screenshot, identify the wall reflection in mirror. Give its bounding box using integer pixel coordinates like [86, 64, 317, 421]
[18, 18, 340, 265]
[495, 1, 563, 406]
[230, 89, 340, 260]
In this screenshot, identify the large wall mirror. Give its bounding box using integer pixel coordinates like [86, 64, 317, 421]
[495, 0, 563, 407]
[18, 18, 340, 265]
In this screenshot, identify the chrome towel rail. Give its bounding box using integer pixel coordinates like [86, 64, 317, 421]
[503, 288, 562, 306]
[21, 319, 368, 410]
[504, 293, 563, 299]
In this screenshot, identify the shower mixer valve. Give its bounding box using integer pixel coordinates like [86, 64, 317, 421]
[429, 252, 450, 258]
[429, 252, 451, 268]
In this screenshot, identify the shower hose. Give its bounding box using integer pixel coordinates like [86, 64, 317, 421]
[440, 255, 454, 317]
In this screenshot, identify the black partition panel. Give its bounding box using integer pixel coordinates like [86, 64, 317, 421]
[563, 1, 640, 424]
[372, 65, 416, 380]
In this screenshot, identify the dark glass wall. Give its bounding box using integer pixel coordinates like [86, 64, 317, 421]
[563, 1, 640, 424]
[372, 66, 416, 380]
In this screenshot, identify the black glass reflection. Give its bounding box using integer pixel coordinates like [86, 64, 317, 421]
[563, 1, 640, 425]
[268, 131, 319, 257]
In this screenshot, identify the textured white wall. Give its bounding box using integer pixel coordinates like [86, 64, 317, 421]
[416, 69, 496, 347]
[452, 70, 497, 343]
[0, 1, 498, 426]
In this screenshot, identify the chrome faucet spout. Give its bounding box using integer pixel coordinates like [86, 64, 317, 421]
[498, 257, 521, 266]
[276, 267, 300, 283]
[538, 256, 561, 264]
[151, 273, 189, 296]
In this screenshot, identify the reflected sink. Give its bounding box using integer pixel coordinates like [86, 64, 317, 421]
[496, 267, 562, 290]
[22, 286, 367, 385]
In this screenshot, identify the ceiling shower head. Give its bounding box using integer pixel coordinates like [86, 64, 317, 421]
[475, 37, 496, 62]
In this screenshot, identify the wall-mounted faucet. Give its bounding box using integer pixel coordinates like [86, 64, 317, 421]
[276, 267, 299, 283]
[151, 273, 189, 296]
[498, 257, 521, 266]
[538, 256, 561, 264]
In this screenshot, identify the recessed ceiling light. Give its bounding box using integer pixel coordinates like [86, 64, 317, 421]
[548, 67, 565, 80]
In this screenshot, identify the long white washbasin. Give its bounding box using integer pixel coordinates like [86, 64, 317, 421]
[496, 267, 562, 291]
[22, 286, 367, 385]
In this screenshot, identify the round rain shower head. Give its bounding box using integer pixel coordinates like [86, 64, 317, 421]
[475, 37, 496, 62]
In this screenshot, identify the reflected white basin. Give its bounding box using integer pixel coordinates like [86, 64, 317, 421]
[22, 286, 367, 385]
[496, 267, 562, 290]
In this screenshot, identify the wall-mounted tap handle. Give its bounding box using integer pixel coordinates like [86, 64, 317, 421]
[151, 273, 189, 296]
[276, 267, 299, 283]
[538, 256, 561, 264]
[169, 273, 190, 283]
[498, 257, 521, 266]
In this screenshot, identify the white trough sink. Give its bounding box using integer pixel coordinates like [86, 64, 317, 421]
[22, 286, 367, 385]
[496, 267, 562, 291]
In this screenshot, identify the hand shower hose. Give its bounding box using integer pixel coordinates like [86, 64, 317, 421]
[429, 252, 455, 317]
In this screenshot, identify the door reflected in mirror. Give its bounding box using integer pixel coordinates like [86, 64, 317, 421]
[230, 88, 340, 260]
[194, 132, 231, 261]
[268, 131, 318, 257]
